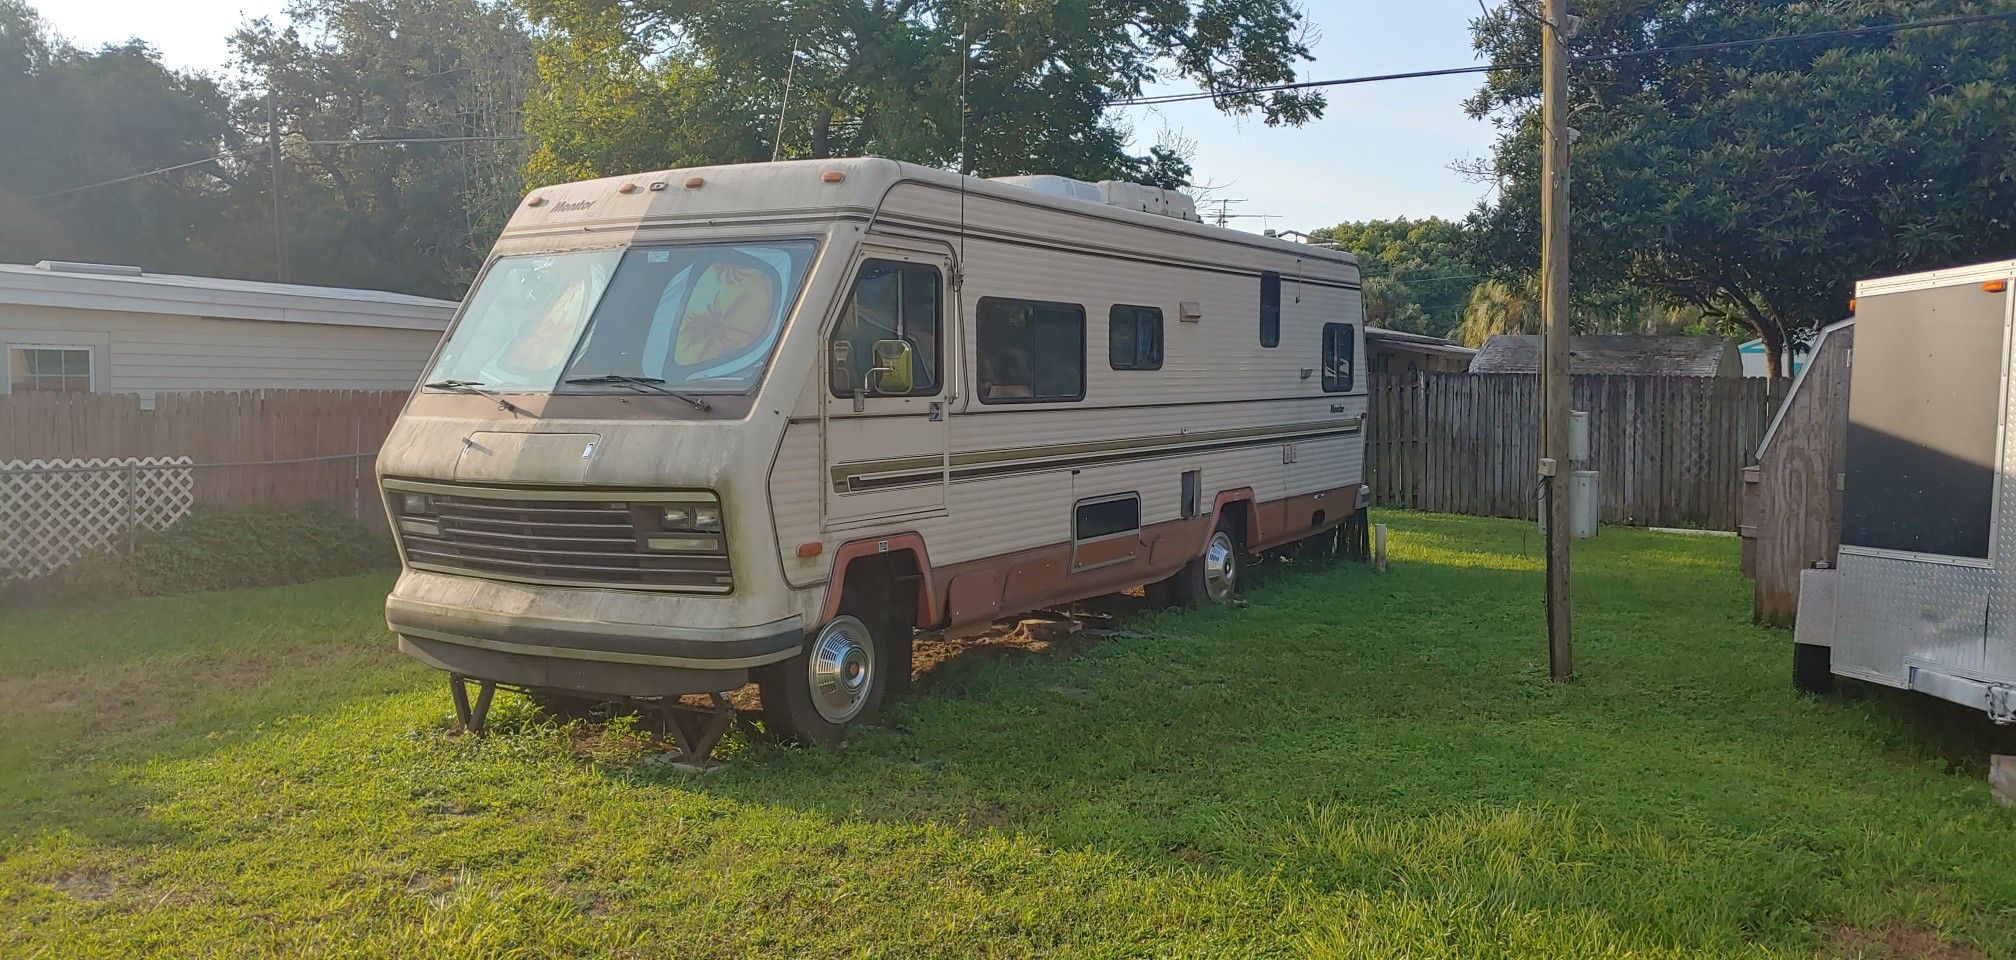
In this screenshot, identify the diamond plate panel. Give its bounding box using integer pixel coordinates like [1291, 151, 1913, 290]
[1834, 550, 1991, 685]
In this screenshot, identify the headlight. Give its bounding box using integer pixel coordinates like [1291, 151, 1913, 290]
[402, 492, 435, 515]
[658, 502, 722, 532]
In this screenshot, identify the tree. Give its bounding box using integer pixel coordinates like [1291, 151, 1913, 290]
[1466, 0, 2016, 379]
[230, 0, 533, 296]
[521, 0, 1327, 185]
[0, 2, 238, 273]
[1315, 217, 1477, 338]
[1456, 275, 1539, 347]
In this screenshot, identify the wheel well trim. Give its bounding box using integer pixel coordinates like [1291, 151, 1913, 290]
[822, 533, 940, 627]
[1207, 488, 1259, 548]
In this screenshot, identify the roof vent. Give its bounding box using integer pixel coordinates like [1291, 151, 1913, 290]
[35, 260, 144, 277]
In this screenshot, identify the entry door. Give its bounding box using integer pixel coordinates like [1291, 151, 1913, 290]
[822, 246, 955, 526]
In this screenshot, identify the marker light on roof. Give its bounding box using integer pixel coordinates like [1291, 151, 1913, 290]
[821, 170, 845, 183]
[684, 176, 705, 189]
[1987, 280, 2009, 293]
[525, 195, 546, 207]
[618, 182, 639, 194]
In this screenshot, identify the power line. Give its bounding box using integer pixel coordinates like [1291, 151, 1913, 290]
[1113, 9, 2016, 107]
[26, 135, 532, 203]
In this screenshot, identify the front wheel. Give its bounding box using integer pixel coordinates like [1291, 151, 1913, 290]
[758, 614, 890, 744]
[1792, 642, 1835, 695]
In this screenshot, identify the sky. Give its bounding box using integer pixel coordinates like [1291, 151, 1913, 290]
[35, 0, 1502, 235]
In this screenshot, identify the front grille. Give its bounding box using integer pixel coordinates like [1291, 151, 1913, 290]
[386, 484, 731, 593]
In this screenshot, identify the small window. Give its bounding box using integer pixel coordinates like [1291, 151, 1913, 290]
[1259, 271, 1281, 347]
[9, 347, 91, 393]
[830, 259, 942, 398]
[976, 297, 1086, 403]
[1108, 305, 1163, 370]
[1322, 323, 1356, 392]
[1074, 495, 1141, 541]
[1180, 470, 1200, 519]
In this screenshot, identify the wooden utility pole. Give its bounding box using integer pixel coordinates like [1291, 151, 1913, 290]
[1540, 0, 1574, 681]
[267, 87, 288, 283]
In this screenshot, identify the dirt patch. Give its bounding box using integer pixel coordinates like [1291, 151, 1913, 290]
[1824, 924, 1985, 960]
[50, 865, 117, 902]
[911, 602, 1144, 688]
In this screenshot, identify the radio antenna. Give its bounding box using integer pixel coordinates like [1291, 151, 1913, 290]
[771, 41, 799, 162]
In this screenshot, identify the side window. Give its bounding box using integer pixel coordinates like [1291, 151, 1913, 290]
[976, 297, 1086, 403]
[829, 259, 941, 398]
[1259, 271, 1281, 347]
[1322, 322, 1356, 392]
[1108, 305, 1163, 370]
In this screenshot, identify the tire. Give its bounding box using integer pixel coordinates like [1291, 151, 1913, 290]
[1158, 514, 1243, 608]
[1793, 642, 1835, 695]
[758, 612, 894, 745]
[1297, 524, 1340, 562]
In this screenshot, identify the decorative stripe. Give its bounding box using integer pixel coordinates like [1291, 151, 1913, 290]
[831, 416, 1364, 493]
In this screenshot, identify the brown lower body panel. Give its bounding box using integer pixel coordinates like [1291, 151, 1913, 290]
[932, 483, 1363, 632]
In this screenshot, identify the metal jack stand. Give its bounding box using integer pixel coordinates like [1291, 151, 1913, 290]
[646, 693, 737, 770]
[449, 674, 497, 735]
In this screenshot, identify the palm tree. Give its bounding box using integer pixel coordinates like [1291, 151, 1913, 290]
[1456, 275, 1541, 347]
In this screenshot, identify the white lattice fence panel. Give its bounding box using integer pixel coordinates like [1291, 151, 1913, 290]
[0, 456, 194, 581]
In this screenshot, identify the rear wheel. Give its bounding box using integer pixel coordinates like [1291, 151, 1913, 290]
[759, 613, 893, 744]
[1156, 515, 1243, 608]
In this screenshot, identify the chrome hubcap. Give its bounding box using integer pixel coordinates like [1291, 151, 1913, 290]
[1203, 531, 1238, 602]
[808, 616, 875, 724]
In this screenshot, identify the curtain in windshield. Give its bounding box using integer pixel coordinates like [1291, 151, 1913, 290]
[425, 241, 818, 394]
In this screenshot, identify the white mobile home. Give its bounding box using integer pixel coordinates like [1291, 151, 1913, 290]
[0, 261, 454, 398]
[1795, 259, 2016, 723]
[376, 158, 1369, 748]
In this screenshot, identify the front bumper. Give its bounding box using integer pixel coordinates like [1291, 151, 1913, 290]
[387, 589, 803, 698]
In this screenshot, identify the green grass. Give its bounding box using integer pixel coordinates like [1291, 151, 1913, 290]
[2, 513, 2012, 958]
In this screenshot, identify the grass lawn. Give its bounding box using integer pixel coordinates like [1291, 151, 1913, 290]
[2, 512, 2013, 958]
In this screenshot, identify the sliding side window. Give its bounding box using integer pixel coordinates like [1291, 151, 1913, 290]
[829, 260, 941, 398]
[976, 297, 1086, 403]
[1108, 305, 1164, 370]
[1322, 322, 1356, 392]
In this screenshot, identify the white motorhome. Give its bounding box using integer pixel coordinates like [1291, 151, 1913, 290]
[378, 158, 1368, 745]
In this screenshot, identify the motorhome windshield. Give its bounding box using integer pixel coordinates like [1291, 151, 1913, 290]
[425, 240, 818, 394]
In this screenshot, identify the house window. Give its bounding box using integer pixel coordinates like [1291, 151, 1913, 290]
[9, 347, 92, 393]
[1322, 323, 1356, 392]
[976, 297, 1086, 403]
[1259, 271, 1281, 347]
[830, 259, 942, 397]
[1108, 305, 1164, 370]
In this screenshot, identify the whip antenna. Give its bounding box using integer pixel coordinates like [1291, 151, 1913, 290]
[956, 9, 971, 282]
[772, 41, 799, 162]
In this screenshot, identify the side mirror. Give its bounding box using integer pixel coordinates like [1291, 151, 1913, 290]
[865, 338, 915, 395]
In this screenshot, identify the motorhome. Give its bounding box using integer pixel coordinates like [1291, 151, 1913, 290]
[377, 158, 1369, 745]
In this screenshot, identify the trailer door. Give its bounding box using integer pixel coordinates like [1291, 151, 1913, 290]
[821, 245, 954, 526]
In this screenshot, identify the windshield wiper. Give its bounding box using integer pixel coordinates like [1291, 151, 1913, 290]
[425, 379, 530, 416]
[564, 374, 712, 411]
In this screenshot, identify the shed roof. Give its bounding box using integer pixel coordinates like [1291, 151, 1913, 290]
[1365, 326, 1478, 360]
[1468, 334, 1741, 376]
[0, 261, 456, 332]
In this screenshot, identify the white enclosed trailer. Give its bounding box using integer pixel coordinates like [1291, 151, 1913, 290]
[1795, 259, 2016, 723]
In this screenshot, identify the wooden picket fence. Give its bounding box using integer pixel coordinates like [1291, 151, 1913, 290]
[1366, 372, 1779, 530]
[0, 390, 408, 520]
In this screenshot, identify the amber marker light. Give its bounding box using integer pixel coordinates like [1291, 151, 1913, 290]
[617, 182, 639, 194]
[821, 170, 845, 183]
[796, 542, 823, 558]
[1847, 298, 1857, 312]
[684, 176, 705, 189]
[1986, 279, 2010, 293]
[525, 195, 546, 207]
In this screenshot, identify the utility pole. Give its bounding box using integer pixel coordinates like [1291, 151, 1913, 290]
[267, 87, 288, 283]
[1540, 0, 1574, 681]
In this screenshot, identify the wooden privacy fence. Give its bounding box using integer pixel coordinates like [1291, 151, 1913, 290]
[1366, 372, 1779, 530]
[0, 390, 407, 519]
